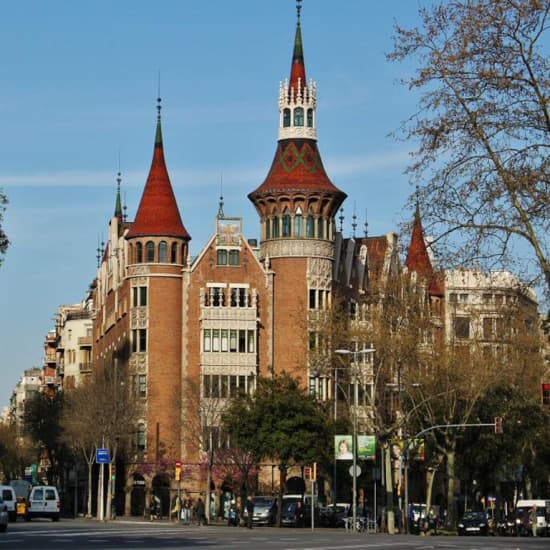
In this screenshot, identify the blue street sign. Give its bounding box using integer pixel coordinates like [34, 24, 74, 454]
[96, 448, 111, 464]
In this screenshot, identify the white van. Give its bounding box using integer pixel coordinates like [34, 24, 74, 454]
[516, 499, 550, 536]
[0, 486, 16, 522]
[25, 486, 61, 522]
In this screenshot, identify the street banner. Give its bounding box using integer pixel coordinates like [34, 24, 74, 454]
[357, 435, 376, 460]
[335, 435, 353, 460]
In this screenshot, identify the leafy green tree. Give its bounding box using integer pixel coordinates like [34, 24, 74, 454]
[457, 385, 550, 504]
[23, 392, 70, 485]
[0, 422, 34, 482]
[389, 0, 550, 295]
[0, 189, 8, 265]
[222, 373, 333, 523]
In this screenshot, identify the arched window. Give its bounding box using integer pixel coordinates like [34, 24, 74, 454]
[146, 241, 155, 262]
[294, 107, 304, 126]
[317, 217, 324, 239]
[294, 207, 303, 237]
[265, 218, 271, 240]
[159, 241, 168, 262]
[306, 209, 315, 238]
[272, 214, 280, 238]
[171, 242, 178, 263]
[307, 109, 313, 127]
[282, 208, 291, 237]
[283, 108, 291, 127]
[136, 242, 143, 263]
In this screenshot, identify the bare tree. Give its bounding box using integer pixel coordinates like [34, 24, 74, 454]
[389, 0, 550, 295]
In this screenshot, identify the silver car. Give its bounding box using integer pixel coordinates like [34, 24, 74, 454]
[0, 495, 8, 532]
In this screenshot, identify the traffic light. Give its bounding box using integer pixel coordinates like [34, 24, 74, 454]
[494, 416, 503, 434]
[542, 383, 550, 406]
[175, 460, 182, 481]
[312, 462, 317, 482]
[304, 467, 312, 481]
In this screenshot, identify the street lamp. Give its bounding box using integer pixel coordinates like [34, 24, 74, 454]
[335, 347, 375, 533]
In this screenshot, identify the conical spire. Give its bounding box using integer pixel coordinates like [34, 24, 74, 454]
[289, 1, 306, 96]
[248, 0, 345, 204]
[114, 171, 123, 222]
[126, 98, 190, 240]
[405, 203, 443, 296]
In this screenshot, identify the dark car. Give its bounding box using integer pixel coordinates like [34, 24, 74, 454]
[457, 511, 490, 536]
[497, 511, 518, 536]
[251, 496, 277, 526]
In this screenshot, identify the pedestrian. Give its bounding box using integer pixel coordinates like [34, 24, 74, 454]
[182, 494, 192, 525]
[195, 497, 206, 526]
[246, 495, 254, 529]
[149, 494, 160, 521]
[295, 500, 305, 528]
[529, 504, 537, 537]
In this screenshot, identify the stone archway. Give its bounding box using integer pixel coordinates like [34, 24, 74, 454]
[130, 473, 146, 516]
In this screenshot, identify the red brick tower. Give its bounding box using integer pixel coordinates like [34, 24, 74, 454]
[125, 98, 191, 463]
[248, 3, 346, 380]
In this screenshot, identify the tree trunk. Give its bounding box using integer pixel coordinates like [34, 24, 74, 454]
[87, 461, 93, 518]
[445, 445, 456, 528]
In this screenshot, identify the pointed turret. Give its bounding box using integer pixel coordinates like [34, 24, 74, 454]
[405, 204, 443, 296]
[248, 1, 345, 245]
[114, 172, 123, 222]
[126, 99, 190, 240]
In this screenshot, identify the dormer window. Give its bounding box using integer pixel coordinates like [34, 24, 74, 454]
[283, 108, 291, 127]
[294, 107, 304, 126]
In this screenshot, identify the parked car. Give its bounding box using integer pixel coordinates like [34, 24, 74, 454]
[457, 511, 491, 536]
[25, 486, 61, 522]
[0, 495, 8, 532]
[408, 503, 427, 534]
[319, 503, 350, 528]
[251, 496, 277, 526]
[0, 486, 17, 522]
[497, 511, 518, 536]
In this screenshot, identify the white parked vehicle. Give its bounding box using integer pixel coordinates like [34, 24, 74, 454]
[0, 486, 16, 522]
[0, 495, 8, 532]
[25, 486, 61, 522]
[516, 499, 550, 536]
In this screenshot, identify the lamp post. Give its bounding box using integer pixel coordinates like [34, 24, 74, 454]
[335, 347, 375, 533]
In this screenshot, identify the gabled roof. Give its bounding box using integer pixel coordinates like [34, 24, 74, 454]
[126, 107, 190, 240]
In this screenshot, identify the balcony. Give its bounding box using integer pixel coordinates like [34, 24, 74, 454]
[78, 336, 92, 347]
[79, 362, 93, 373]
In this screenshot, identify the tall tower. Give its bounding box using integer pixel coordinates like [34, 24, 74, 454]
[125, 98, 191, 462]
[248, 2, 346, 378]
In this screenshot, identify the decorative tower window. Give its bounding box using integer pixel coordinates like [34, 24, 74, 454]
[294, 107, 304, 126]
[295, 207, 303, 237]
[146, 241, 155, 262]
[306, 210, 315, 237]
[307, 108, 313, 127]
[282, 209, 291, 237]
[273, 214, 280, 238]
[159, 241, 168, 262]
[265, 218, 271, 239]
[171, 242, 178, 263]
[317, 217, 324, 239]
[136, 242, 143, 263]
[283, 108, 291, 127]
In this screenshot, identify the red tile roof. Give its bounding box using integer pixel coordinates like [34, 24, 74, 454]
[249, 139, 346, 199]
[126, 119, 190, 240]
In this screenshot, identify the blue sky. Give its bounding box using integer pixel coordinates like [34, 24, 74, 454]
[0, 0, 423, 409]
